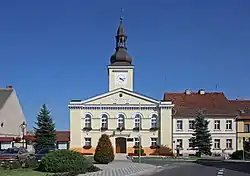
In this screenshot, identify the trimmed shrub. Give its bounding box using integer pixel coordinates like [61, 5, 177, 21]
[151, 146, 174, 156]
[134, 149, 144, 154]
[94, 134, 114, 164]
[38, 149, 93, 174]
[231, 150, 250, 160]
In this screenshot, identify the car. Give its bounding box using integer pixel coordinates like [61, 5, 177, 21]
[35, 148, 57, 162]
[0, 147, 30, 164]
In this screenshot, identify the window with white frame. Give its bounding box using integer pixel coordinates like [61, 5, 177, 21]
[177, 120, 183, 130]
[84, 137, 91, 146]
[214, 120, 220, 130]
[134, 137, 139, 147]
[134, 114, 141, 128]
[226, 120, 232, 130]
[101, 114, 108, 128]
[226, 139, 232, 149]
[151, 138, 158, 146]
[151, 114, 158, 128]
[117, 113, 125, 128]
[84, 114, 91, 128]
[0, 142, 12, 150]
[176, 139, 183, 149]
[214, 139, 220, 149]
[189, 120, 195, 129]
[188, 139, 192, 148]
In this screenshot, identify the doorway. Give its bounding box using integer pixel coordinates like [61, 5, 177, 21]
[115, 137, 127, 153]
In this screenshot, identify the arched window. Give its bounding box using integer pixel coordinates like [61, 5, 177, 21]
[134, 114, 142, 129]
[151, 114, 158, 129]
[84, 113, 92, 128]
[101, 113, 108, 129]
[117, 113, 125, 129]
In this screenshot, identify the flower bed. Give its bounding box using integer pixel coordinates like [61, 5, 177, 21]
[128, 153, 146, 156]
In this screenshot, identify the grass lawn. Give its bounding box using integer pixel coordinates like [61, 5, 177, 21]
[0, 168, 47, 176]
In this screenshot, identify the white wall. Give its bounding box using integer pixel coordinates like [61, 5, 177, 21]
[173, 117, 237, 155]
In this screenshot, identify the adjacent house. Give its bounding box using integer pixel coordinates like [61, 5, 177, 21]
[68, 17, 174, 155]
[230, 100, 250, 150]
[0, 86, 26, 150]
[164, 89, 238, 156]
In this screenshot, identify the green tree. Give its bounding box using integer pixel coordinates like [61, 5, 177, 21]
[33, 104, 56, 152]
[190, 111, 212, 157]
[94, 134, 114, 164]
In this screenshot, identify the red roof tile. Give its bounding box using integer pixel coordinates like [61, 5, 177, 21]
[0, 137, 14, 142]
[230, 100, 250, 120]
[56, 131, 70, 142]
[164, 91, 237, 116]
[23, 131, 70, 142]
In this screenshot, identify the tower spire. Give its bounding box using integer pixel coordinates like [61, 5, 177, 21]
[110, 9, 132, 66]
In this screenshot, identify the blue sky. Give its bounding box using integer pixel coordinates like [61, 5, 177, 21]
[0, 0, 249, 130]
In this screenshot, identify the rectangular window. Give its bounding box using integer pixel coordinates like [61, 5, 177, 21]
[177, 120, 183, 130]
[84, 137, 91, 146]
[134, 137, 139, 147]
[214, 139, 220, 149]
[226, 120, 232, 130]
[101, 118, 107, 128]
[0, 142, 12, 150]
[244, 124, 250, 132]
[176, 139, 183, 149]
[151, 138, 158, 146]
[226, 139, 232, 149]
[214, 120, 220, 130]
[189, 120, 195, 129]
[188, 139, 192, 148]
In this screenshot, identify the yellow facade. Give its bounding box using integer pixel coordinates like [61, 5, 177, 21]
[237, 120, 250, 150]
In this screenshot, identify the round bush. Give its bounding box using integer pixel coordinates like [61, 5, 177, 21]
[231, 150, 250, 160]
[38, 149, 92, 173]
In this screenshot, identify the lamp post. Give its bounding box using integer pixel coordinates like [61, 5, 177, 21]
[20, 122, 26, 148]
[138, 134, 141, 163]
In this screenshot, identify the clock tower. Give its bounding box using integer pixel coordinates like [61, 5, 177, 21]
[108, 16, 134, 91]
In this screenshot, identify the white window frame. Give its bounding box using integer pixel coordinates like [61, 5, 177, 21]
[101, 113, 108, 128]
[176, 120, 183, 130]
[134, 113, 141, 128]
[151, 114, 158, 128]
[226, 139, 232, 149]
[0, 142, 12, 150]
[84, 113, 92, 128]
[226, 120, 232, 130]
[214, 120, 220, 130]
[134, 137, 139, 147]
[176, 139, 183, 149]
[84, 137, 91, 146]
[189, 120, 195, 130]
[214, 139, 220, 149]
[151, 138, 158, 146]
[117, 113, 125, 128]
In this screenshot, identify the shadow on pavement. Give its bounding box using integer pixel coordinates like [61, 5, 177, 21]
[196, 159, 250, 174]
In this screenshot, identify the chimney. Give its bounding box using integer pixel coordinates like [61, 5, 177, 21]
[185, 89, 191, 95]
[6, 85, 13, 89]
[198, 89, 205, 95]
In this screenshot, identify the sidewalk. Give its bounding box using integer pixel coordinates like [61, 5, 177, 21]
[79, 161, 163, 176]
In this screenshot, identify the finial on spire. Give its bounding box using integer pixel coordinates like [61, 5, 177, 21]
[120, 8, 124, 24]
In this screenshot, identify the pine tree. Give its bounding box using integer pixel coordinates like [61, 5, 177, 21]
[33, 104, 56, 152]
[190, 111, 212, 157]
[94, 134, 114, 164]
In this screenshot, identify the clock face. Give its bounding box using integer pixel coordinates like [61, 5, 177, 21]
[115, 72, 128, 85]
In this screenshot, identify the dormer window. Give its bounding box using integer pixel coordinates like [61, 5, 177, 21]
[0, 122, 3, 127]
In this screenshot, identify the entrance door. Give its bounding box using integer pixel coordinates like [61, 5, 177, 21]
[115, 137, 126, 153]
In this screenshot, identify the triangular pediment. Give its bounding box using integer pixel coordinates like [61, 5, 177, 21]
[73, 88, 160, 105]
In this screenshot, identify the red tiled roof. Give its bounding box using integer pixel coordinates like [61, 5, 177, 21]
[230, 100, 250, 120]
[56, 131, 70, 142]
[164, 92, 237, 117]
[0, 137, 14, 142]
[23, 131, 70, 142]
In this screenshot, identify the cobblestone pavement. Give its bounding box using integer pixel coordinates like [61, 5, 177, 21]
[79, 161, 163, 176]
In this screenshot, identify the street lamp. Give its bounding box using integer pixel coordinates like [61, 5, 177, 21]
[138, 134, 141, 163]
[20, 121, 26, 148]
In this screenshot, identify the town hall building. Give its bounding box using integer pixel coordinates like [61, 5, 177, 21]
[68, 17, 174, 155]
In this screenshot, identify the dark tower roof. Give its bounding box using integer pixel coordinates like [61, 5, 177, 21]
[110, 16, 132, 66]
